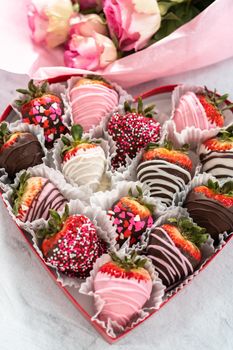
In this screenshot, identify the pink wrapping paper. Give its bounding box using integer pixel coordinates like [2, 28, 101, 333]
[0, 0, 233, 87]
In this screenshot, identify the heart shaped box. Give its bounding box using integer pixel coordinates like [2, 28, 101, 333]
[1, 76, 233, 343]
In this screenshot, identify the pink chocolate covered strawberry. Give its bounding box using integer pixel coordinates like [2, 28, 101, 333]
[16, 80, 67, 146]
[61, 125, 106, 189]
[11, 172, 67, 222]
[39, 205, 106, 278]
[108, 98, 161, 169]
[94, 252, 152, 327]
[108, 186, 154, 247]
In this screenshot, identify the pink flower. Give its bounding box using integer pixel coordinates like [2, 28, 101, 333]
[28, 0, 73, 48]
[103, 0, 161, 52]
[64, 14, 117, 70]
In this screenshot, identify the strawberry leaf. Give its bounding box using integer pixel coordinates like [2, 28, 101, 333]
[71, 124, 83, 141]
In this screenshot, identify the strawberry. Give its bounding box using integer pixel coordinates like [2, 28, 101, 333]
[107, 97, 161, 169]
[61, 125, 106, 189]
[199, 125, 233, 178]
[184, 179, 233, 241]
[108, 186, 154, 247]
[94, 251, 152, 326]
[137, 141, 192, 206]
[75, 75, 114, 90]
[146, 217, 208, 287]
[70, 75, 119, 132]
[11, 172, 67, 222]
[15, 80, 67, 147]
[0, 123, 44, 179]
[196, 87, 233, 127]
[38, 205, 106, 278]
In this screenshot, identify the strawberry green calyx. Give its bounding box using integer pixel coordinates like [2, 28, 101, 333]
[109, 251, 147, 272]
[11, 171, 31, 215]
[207, 179, 233, 196]
[37, 204, 69, 240]
[124, 97, 156, 118]
[61, 124, 100, 156]
[0, 123, 11, 148]
[203, 87, 233, 113]
[15, 80, 49, 106]
[146, 140, 189, 153]
[85, 74, 111, 85]
[128, 186, 154, 213]
[167, 217, 208, 247]
[217, 125, 233, 142]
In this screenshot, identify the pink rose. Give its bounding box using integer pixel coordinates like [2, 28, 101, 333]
[64, 14, 117, 70]
[103, 0, 161, 51]
[28, 0, 73, 48]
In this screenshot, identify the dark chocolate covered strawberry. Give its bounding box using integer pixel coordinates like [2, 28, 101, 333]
[108, 97, 161, 169]
[94, 251, 152, 326]
[184, 179, 233, 241]
[16, 80, 67, 146]
[12, 172, 67, 222]
[38, 205, 106, 278]
[108, 186, 154, 247]
[137, 141, 193, 206]
[61, 124, 106, 189]
[0, 123, 44, 179]
[146, 217, 208, 288]
[199, 125, 233, 178]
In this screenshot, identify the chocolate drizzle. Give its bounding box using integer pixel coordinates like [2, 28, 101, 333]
[200, 149, 233, 178]
[146, 227, 197, 287]
[0, 133, 44, 179]
[137, 159, 191, 206]
[183, 190, 233, 241]
[25, 180, 67, 222]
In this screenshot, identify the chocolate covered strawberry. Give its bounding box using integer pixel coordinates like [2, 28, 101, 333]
[108, 98, 161, 169]
[108, 186, 154, 247]
[94, 252, 152, 326]
[199, 125, 233, 178]
[12, 172, 67, 222]
[172, 87, 233, 132]
[16, 80, 67, 146]
[196, 88, 232, 127]
[146, 217, 208, 288]
[70, 75, 119, 132]
[184, 179, 233, 241]
[61, 125, 106, 190]
[0, 123, 44, 179]
[137, 141, 193, 206]
[38, 205, 106, 278]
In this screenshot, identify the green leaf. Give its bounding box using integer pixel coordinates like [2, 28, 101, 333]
[61, 136, 71, 146]
[71, 124, 83, 141]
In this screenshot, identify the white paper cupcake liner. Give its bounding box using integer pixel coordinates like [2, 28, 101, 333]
[11, 81, 68, 139]
[22, 199, 117, 288]
[0, 122, 48, 190]
[2, 163, 91, 228]
[63, 76, 132, 131]
[140, 207, 215, 294]
[79, 251, 165, 338]
[165, 85, 233, 149]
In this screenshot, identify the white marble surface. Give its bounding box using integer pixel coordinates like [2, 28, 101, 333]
[1, 58, 233, 350]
